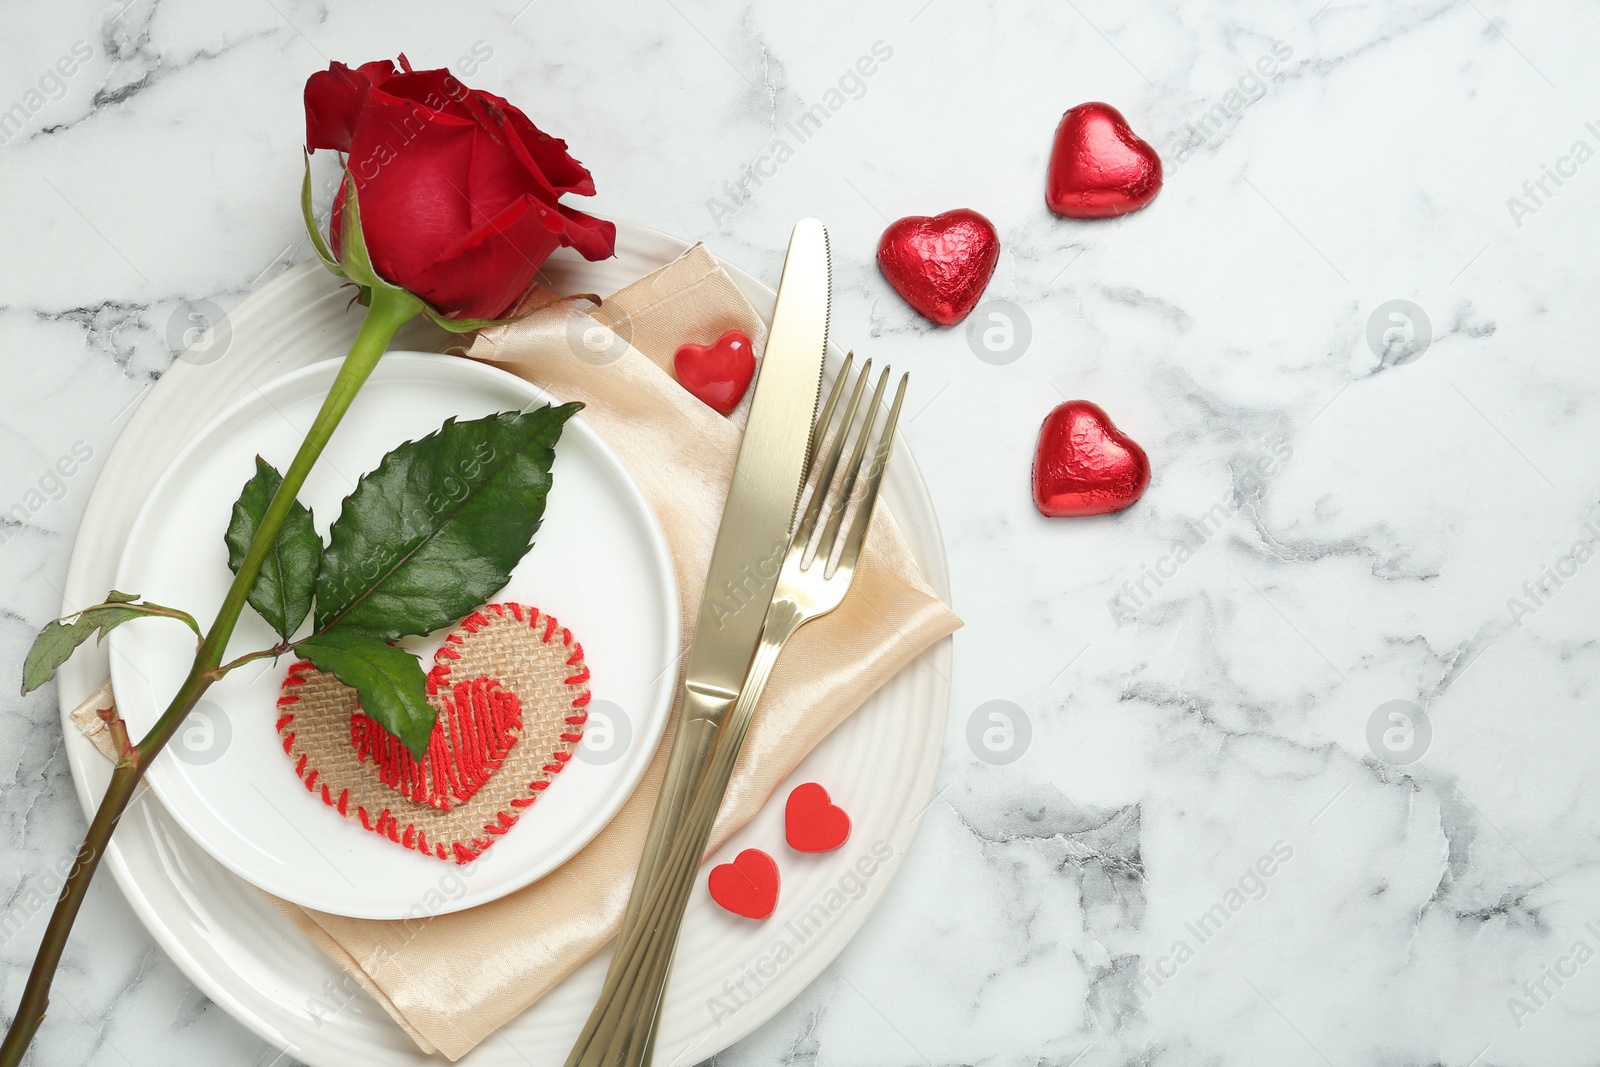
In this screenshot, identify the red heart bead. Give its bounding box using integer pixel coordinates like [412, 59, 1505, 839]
[707, 848, 781, 920]
[877, 209, 1000, 326]
[1032, 401, 1151, 517]
[1046, 102, 1162, 219]
[785, 782, 851, 853]
[674, 330, 755, 414]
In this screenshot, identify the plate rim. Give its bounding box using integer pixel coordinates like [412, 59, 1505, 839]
[104, 350, 682, 919]
[56, 221, 954, 1065]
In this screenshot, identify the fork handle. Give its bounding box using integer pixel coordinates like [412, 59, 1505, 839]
[565, 601, 804, 1067]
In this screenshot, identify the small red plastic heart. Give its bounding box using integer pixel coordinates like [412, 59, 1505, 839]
[877, 209, 1000, 326]
[708, 848, 780, 919]
[1046, 102, 1162, 219]
[674, 330, 756, 414]
[785, 782, 851, 853]
[1032, 401, 1151, 517]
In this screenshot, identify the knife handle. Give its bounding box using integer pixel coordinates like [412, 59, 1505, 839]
[566, 684, 723, 1067]
[618, 682, 732, 947]
[569, 601, 804, 1067]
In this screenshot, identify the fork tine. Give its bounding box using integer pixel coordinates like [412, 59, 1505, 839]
[836, 372, 907, 575]
[807, 351, 852, 466]
[791, 352, 852, 544]
[817, 365, 891, 569]
[794, 359, 871, 556]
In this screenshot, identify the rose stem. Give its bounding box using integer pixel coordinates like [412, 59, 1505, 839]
[0, 286, 421, 1067]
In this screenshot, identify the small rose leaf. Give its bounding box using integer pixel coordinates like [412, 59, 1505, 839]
[293, 629, 435, 758]
[22, 592, 200, 695]
[225, 457, 321, 640]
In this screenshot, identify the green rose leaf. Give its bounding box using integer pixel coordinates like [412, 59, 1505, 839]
[293, 630, 434, 757]
[22, 591, 201, 695]
[314, 404, 582, 640]
[225, 457, 321, 640]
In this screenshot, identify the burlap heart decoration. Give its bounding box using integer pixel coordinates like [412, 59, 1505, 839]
[276, 602, 590, 864]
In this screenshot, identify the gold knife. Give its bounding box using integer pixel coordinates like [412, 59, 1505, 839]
[565, 220, 831, 1066]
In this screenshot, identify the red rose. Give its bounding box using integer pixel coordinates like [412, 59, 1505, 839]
[304, 56, 615, 320]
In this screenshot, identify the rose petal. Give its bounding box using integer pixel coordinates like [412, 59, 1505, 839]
[305, 61, 386, 151]
[475, 90, 596, 196]
[554, 204, 617, 262]
[408, 195, 562, 320]
[464, 125, 550, 231]
[380, 68, 475, 120]
[345, 100, 479, 282]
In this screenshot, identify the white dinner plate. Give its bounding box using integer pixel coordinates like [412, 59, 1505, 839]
[105, 353, 679, 918]
[58, 220, 953, 1066]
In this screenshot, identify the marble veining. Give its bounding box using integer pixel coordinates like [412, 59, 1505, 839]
[4, 0, 1600, 1064]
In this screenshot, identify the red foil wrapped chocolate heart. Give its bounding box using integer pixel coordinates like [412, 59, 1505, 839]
[1046, 102, 1162, 219]
[1032, 400, 1151, 517]
[877, 209, 1000, 326]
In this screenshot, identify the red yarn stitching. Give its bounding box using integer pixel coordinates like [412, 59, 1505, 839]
[351, 678, 522, 811]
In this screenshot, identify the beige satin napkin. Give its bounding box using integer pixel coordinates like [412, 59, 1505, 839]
[72, 243, 960, 1059]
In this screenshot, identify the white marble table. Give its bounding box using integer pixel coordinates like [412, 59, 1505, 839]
[4, 0, 1600, 1064]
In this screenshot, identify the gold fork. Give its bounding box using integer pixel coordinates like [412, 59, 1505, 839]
[565, 356, 908, 1067]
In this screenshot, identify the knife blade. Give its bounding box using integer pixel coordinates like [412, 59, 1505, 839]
[619, 218, 830, 942]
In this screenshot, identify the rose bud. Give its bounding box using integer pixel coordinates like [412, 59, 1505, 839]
[303, 56, 615, 322]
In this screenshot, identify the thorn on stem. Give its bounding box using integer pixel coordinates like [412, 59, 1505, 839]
[96, 704, 135, 761]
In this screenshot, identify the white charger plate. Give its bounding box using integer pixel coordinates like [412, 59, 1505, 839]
[106, 353, 679, 919]
[58, 221, 953, 1066]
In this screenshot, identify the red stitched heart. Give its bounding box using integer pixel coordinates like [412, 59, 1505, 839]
[277, 602, 591, 864]
[1032, 401, 1151, 517]
[350, 676, 521, 811]
[674, 330, 755, 414]
[708, 848, 781, 920]
[1046, 102, 1163, 219]
[785, 782, 851, 853]
[876, 209, 1000, 326]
